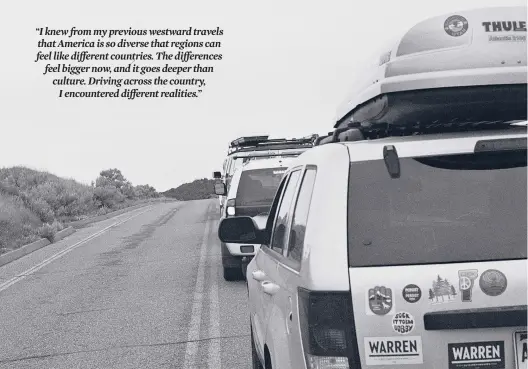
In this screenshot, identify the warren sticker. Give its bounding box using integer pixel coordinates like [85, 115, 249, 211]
[448, 341, 505, 369]
[402, 284, 421, 303]
[366, 286, 394, 316]
[479, 269, 507, 296]
[392, 312, 414, 335]
[364, 336, 423, 365]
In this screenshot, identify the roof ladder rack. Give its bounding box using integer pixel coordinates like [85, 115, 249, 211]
[314, 120, 525, 147]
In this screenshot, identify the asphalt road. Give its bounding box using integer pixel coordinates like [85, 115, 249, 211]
[0, 200, 250, 369]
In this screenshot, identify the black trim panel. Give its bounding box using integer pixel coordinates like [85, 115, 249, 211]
[335, 84, 527, 128]
[424, 305, 527, 330]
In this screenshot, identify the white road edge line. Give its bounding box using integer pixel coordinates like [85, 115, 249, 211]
[0, 206, 154, 293]
[182, 211, 211, 369]
[208, 219, 221, 369]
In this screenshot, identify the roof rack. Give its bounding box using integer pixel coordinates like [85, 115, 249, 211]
[315, 120, 526, 146]
[227, 134, 319, 155]
[230, 135, 270, 147]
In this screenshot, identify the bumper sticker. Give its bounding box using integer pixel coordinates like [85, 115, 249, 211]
[479, 269, 507, 296]
[458, 269, 478, 302]
[364, 336, 423, 365]
[366, 286, 394, 316]
[429, 275, 457, 305]
[448, 341, 505, 369]
[392, 312, 415, 335]
[402, 284, 421, 303]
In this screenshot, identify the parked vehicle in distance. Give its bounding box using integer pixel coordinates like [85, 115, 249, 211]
[215, 157, 293, 281]
[218, 6, 527, 369]
[213, 135, 318, 215]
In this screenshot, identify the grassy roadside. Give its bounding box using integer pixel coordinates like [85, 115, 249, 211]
[0, 166, 167, 255]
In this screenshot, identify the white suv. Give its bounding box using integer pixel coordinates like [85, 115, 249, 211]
[218, 122, 527, 369]
[216, 5, 527, 367]
[215, 157, 293, 281]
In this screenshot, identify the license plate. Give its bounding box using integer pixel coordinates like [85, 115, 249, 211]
[514, 331, 527, 369]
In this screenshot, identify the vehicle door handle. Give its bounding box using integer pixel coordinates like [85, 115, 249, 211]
[261, 281, 280, 295]
[252, 270, 266, 281]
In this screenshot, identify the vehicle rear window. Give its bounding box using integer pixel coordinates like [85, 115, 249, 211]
[347, 151, 527, 267]
[236, 167, 287, 207]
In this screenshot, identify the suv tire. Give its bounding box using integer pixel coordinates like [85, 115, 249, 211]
[223, 267, 243, 281]
[251, 324, 264, 369]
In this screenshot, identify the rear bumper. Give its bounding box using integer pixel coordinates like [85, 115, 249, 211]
[223, 242, 259, 257]
[221, 242, 258, 268]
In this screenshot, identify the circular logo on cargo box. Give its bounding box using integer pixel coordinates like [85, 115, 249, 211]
[479, 269, 507, 296]
[392, 311, 415, 335]
[402, 284, 422, 303]
[444, 15, 469, 37]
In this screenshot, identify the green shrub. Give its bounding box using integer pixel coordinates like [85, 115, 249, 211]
[135, 184, 158, 199]
[37, 221, 64, 242]
[93, 185, 126, 208]
[0, 194, 41, 250]
[0, 166, 159, 250]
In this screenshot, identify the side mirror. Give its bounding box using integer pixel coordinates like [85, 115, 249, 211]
[213, 171, 222, 179]
[214, 181, 226, 196]
[218, 217, 265, 244]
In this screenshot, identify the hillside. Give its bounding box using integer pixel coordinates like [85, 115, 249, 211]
[0, 166, 160, 253]
[163, 178, 217, 201]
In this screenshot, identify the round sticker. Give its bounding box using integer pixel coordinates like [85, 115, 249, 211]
[479, 269, 507, 296]
[392, 311, 414, 335]
[402, 284, 422, 303]
[444, 15, 469, 37]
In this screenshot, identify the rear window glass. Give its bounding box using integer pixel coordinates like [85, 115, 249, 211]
[348, 151, 527, 267]
[236, 167, 287, 207]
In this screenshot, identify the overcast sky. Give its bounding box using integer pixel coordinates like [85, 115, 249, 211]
[0, 0, 524, 191]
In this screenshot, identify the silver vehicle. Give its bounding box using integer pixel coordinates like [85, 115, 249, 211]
[218, 6, 527, 369]
[215, 157, 293, 281]
[213, 135, 318, 214]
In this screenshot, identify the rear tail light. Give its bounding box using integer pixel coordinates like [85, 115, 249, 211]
[298, 288, 361, 369]
[226, 199, 235, 216]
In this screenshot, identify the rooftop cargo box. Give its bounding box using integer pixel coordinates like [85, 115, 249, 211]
[335, 6, 527, 129]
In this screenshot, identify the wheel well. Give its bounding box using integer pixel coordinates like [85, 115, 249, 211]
[264, 345, 272, 369]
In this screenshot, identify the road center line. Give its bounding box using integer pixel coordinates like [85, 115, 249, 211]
[0, 206, 154, 294]
[182, 209, 211, 369]
[208, 219, 221, 369]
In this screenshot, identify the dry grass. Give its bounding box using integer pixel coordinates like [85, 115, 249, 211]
[0, 166, 160, 254]
[0, 193, 41, 253]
